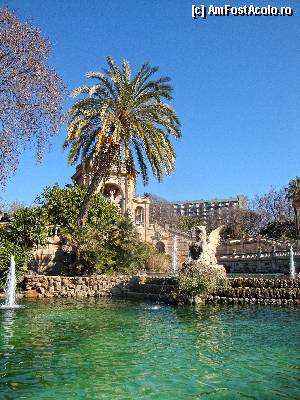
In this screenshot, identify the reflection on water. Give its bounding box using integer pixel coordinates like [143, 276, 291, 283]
[0, 299, 299, 400]
[2, 309, 15, 351]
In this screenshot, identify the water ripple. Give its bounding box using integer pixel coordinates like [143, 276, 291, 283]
[0, 299, 299, 399]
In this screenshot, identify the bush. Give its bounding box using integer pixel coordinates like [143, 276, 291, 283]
[260, 218, 296, 240]
[172, 262, 228, 304]
[7, 207, 48, 247]
[60, 218, 151, 275]
[0, 207, 48, 288]
[145, 250, 171, 273]
[39, 185, 150, 275]
[96, 218, 150, 274]
[0, 239, 32, 288]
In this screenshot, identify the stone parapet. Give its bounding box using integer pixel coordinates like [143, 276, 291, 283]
[229, 277, 300, 288]
[219, 253, 300, 274]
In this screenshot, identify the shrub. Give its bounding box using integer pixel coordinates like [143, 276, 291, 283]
[260, 218, 296, 240]
[7, 207, 48, 247]
[0, 207, 48, 288]
[96, 218, 150, 274]
[39, 185, 150, 275]
[60, 218, 151, 275]
[0, 239, 32, 288]
[172, 262, 228, 304]
[145, 251, 171, 273]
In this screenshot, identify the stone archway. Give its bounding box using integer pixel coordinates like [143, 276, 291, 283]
[103, 183, 124, 212]
[156, 241, 165, 254]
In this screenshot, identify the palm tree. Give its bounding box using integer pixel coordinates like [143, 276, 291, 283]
[287, 177, 300, 238]
[64, 57, 181, 226]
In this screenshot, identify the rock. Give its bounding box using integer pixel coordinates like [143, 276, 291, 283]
[194, 296, 205, 304]
[23, 289, 39, 298]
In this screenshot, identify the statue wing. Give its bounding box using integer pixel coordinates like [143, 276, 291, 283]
[208, 226, 223, 251]
[195, 225, 207, 244]
[196, 225, 223, 266]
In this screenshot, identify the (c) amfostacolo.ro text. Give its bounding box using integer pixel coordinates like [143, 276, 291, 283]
[192, 4, 294, 19]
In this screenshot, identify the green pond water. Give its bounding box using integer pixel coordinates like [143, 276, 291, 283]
[0, 299, 299, 400]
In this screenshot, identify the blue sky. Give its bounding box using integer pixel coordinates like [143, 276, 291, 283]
[1, 0, 299, 205]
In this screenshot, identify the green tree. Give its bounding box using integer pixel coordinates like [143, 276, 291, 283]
[64, 57, 181, 225]
[260, 218, 296, 240]
[39, 185, 150, 275]
[0, 206, 48, 288]
[176, 216, 205, 233]
[251, 185, 296, 240]
[39, 184, 121, 230]
[6, 207, 48, 248]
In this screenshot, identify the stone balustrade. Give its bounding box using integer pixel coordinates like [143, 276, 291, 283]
[218, 251, 300, 274]
[47, 225, 61, 238]
[219, 250, 300, 260]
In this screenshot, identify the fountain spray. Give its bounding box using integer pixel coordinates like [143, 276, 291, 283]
[290, 245, 296, 279]
[1, 255, 20, 309]
[172, 235, 178, 274]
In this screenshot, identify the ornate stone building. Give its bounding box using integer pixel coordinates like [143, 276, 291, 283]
[72, 163, 151, 238]
[71, 163, 249, 267]
[32, 165, 297, 275]
[71, 164, 190, 265]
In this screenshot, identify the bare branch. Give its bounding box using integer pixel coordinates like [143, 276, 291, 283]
[0, 7, 67, 186]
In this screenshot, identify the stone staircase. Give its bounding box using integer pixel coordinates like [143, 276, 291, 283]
[125, 275, 176, 302]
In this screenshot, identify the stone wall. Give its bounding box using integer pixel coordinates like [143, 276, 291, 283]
[23, 274, 135, 298]
[208, 277, 300, 305]
[32, 238, 300, 276]
[20, 274, 299, 306]
[138, 224, 190, 266]
[22, 274, 175, 301]
[30, 227, 191, 275]
[31, 233, 64, 275]
[32, 228, 300, 276]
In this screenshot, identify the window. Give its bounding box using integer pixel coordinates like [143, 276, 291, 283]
[156, 241, 165, 254]
[135, 207, 144, 224]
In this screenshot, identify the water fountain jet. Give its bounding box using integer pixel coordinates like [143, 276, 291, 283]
[172, 235, 178, 274]
[290, 245, 296, 279]
[0, 256, 22, 309]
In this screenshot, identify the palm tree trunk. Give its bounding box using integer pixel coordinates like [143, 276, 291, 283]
[78, 167, 105, 226]
[74, 245, 81, 264]
[78, 144, 117, 226]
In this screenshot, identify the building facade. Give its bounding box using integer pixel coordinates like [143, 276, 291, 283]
[171, 196, 247, 220]
[71, 164, 247, 265]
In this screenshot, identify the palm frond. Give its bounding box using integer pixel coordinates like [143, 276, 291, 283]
[64, 56, 181, 223]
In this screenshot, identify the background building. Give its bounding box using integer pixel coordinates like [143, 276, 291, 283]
[171, 196, 247, 220]
[71, 164, 248, 265]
